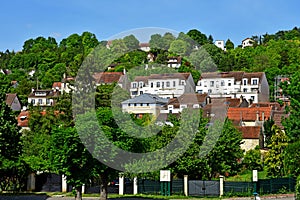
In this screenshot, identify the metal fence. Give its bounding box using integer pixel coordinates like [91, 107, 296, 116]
[224, 177, 296, 196]
[137, 179, 183, 195]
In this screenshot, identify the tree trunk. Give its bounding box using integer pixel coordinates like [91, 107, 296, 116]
[100, 174, 108, 200]
[75, 186, 82, 200]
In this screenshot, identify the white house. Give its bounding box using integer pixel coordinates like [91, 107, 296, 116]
[195, 71, 269, 103]
[214, 40, 225, 51]
[167, 56, 182, 69]
[160, 93, 208, 114]
[130, 73, 195, 99]
[242, 38, 254, 48]
[121, 93, 168, 117]
[28, 89, 60, 107]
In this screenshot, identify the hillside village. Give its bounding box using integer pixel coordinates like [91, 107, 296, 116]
[1, 28, 300, 198]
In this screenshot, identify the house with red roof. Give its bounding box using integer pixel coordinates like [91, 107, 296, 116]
[93, 71, 129, 89]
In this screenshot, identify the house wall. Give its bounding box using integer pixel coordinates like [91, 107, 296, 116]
[10, 96, 21, 111]
[258, 73, 270, 102]
[241, 139, 259, 152]
[122, 103, 162, 116]
[28, 97, 54, 106]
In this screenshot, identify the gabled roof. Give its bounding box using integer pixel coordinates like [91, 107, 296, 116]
[227, 107, 272, 122]
[237, 126, 261, 139]
[166, 93, 207, 109]
[148, 73, 191, 80]
[93, 72, 124, 84]
[139, 43, 150, 48]
[5, 93, 17, 106]
[122, 93, 168, 105]
[199, 71, 265, 83]
[17, 110, 29, 127]
[52, 82, 62, 89]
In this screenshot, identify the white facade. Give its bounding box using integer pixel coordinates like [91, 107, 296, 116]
[167, 57, 182, 69]
[242, 38, 254, 48]
[121, 94, 168, 117]
[195, 72, 269, 103]
[130, 73, 195, 99]
[28, 89, 59, 107]
[214, 40, 225, 50]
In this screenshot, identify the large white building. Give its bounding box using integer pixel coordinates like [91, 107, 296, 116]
[195, 72, 269, 103]
[130, 73, 195, 99]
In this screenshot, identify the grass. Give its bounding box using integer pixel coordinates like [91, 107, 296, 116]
[225, 170, 268, 182]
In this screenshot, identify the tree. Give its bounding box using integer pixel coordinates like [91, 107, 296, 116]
[123, 34, 140, 50]
[225, 39, 234, 50]
[0, 91, 28, 191]
[242, 146, 263, 171]
[187, 29, 208, 46]
[169, 39, 189, 56]
[264, 125, 288, 177]
[284, 141, 300, 177]
[51, 126, 96, 200]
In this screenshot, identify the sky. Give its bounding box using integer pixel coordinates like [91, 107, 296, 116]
[0, 0, 299, 52]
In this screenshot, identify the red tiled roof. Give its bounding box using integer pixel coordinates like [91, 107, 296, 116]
[148, 73, 191, 80]
[5, 93, 17, 106]
[237, 126, 261, 139]
[52, 82, 62, 89]
[166, 93, 208, 108]
[139, 43, 150, 47]
[199, 71, 264, 83]
[227, 107, 272, 122]
[93, 72, 123, 84]
[17, 110, 29, 127]
[250, 102, 283, 111]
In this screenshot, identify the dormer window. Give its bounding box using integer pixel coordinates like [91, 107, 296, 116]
[243, 78, 248, 85]
[252, 78, 258, 85]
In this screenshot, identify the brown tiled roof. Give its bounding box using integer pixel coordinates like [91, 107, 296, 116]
[134, 76, 149, 83]
[52, 82, 62, 89]
[148, 73, 191, 80]
[166, 93, 208, 109]
[139, 43, 150, 47]
[227, 107, 272, 122]
[17, 110, 29, 127]
[250, 102, 283, 111]
[93, 72, 123, 84]
[200, 71, 244, 82]
[5, 93, 17, 106]
[237, 126, 261, 139]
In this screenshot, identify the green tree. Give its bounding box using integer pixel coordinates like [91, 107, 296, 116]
[242, 146, 263, 171]
[123, 34, 140, 50]
[187, 29, 208, 46]
[264, 125, 288, 177]
[225, 39, 234, 50]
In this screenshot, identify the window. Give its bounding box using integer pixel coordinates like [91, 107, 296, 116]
[131, 91, 137, 95]
[243, 88, 247, 92]
[134, 103, 137, 106]
[140, 91, 143, 95]
[197, 90, 203, 94]
[251, 96, 255, 101]
[221, 80, 225, 86]
[156, 82, 160, 87]
[132, 83, 137, 88]
[243, 79, 247, 85]
[162, 82, 164, 88]
[150, 82, 153, 88]
[208, 89, 212, 94]
[252, 79, 258, 85]
[166, 81, 170, 87]
[228, 82, 231, 86]
[210, 81, 214, 87]
[38, 99, 43, 105]
[173, 81, 176, 87]
[46, 98, 50, 105]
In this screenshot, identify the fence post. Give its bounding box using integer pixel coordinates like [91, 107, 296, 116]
[133, 177, 138, 195]
[27, 173, 36, 191]
[184, 175, 188, 196]
[219, 175, 224, 197]
[119, 176, 124, 195]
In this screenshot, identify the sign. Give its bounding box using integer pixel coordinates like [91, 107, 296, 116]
[253, 170, 258, 182]
[160, 170, 171, 182]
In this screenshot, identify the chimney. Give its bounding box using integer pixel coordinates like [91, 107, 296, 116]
[240, 95, 243, 103]
[256, 111, 259, 121]
[262, 112, 265, 122]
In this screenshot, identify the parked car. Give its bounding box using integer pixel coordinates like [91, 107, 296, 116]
[110, 178, 131, 187]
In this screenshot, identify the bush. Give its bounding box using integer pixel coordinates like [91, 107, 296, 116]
[296, 175, 300, 200]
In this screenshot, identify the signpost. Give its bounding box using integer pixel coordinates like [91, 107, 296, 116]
[160, 170, 171, 196]
[253, 170, 258, 200]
